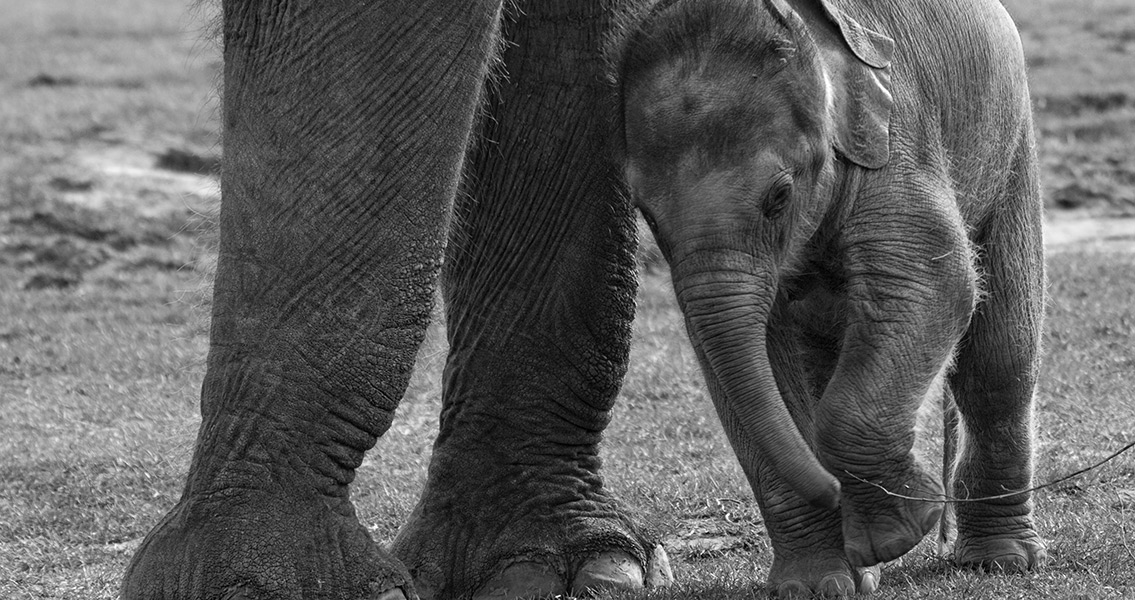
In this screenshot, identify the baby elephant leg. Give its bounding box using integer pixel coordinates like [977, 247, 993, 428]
[946, 155, 1046, 572]
[816, 189, 978, 568]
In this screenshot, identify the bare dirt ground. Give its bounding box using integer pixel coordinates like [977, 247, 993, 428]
[1045, 213, 1135, 253]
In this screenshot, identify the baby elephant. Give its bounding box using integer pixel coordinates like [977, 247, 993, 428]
[611, 0, 1045, 596]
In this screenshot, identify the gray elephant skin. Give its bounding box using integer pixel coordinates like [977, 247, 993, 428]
[611, 0, 1045, 595]
[121, 0, 1045, 598]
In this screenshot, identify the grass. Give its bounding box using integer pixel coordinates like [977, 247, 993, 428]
[1, 0, 1133, 598]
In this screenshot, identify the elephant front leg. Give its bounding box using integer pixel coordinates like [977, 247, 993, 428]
[120, 1, 504, 599]
[388, 2, 671, 598]
[391, 370, 672, 600]
[817, 196, 979, 568]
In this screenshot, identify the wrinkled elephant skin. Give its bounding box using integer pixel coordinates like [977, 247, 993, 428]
[121, 0, 675, 598]
[612, 0, 1045, 595]
[120, 0, 1042, 599]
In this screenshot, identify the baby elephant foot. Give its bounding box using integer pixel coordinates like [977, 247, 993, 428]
[838, 461, 943, 567]
[948, 504, 1046, 573]
[770, 552, 882, 598]
[472, 546, 672, 599]
[954, 531, 1046, 572]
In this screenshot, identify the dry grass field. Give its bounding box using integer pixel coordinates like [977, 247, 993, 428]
[1, 1, 1133, 598]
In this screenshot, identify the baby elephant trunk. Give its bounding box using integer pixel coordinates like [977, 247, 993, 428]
[673, 258, 840, 510]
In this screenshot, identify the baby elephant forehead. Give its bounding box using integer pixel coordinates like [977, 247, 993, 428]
[630, 57, 784, 118]
[624, 61, 804, 164]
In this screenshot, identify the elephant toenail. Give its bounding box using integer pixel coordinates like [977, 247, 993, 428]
[646, 544, 674, 587]
[471, 561, 566, 600]
[988, 553, 1028, 573]
[571, 551, 645, 596]
[817, 574, 854, 597]
[857, 566, 881, 594]
[776, 580, 811, 598]
[372, 587, 408, 600]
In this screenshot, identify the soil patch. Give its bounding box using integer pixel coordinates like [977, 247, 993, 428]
[1, 142, 218, 288]
[1045, 212, 1135, 254]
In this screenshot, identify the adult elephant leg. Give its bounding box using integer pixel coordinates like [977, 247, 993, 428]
[817, 185, 978, 568]
[390, 2, 671, 599]
[121, 1, 503, 598]
[947, 141, 1047, 572]
[698, 307, 880, 598]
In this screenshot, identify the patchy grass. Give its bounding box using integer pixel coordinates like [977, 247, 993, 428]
[1, 0, 1134, 599]
[0, 0, 219, 292]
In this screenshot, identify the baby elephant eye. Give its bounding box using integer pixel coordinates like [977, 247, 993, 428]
[763, 171, 794, 219]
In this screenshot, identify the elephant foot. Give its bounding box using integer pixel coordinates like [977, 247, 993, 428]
[939, 483, 1046, 572]
[953, 530, 1046, 572]
[837, 458, 943, 567]
[769, 551, 881, 598]
[122, 487, 411, 600]
[391, 450, 672, 600]
[395, 508, 673, 599]
[468, 547, 671, 599]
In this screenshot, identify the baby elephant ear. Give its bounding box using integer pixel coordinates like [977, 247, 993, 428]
[817, 0, 895, 169]
[818, 0, 894, 68]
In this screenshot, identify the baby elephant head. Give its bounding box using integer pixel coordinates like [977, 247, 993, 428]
[609, 0, 895, 509]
